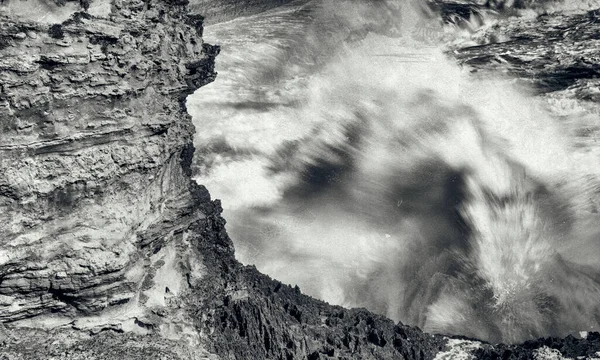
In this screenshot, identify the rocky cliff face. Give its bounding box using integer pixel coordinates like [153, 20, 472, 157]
[0, 0, 219, 345]
[1, 1, 600, 359]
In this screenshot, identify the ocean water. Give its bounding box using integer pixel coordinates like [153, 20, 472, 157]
[188, 0, 600, 343]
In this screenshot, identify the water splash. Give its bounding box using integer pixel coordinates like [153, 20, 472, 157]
[189, 0, 600, 343]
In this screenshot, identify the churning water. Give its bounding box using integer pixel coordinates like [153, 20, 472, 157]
[189, 0, 600, 344]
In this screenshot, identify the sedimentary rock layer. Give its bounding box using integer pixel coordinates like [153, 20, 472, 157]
[0, 0, 218, 329]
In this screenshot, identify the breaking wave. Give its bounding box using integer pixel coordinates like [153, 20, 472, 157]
[189, 0, 600, 344]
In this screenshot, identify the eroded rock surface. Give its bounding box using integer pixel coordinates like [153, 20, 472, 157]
[0, 0, 218, 335]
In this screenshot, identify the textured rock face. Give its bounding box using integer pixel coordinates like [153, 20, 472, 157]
[1, 1, 600, 359]
[0, 0, 218, 331]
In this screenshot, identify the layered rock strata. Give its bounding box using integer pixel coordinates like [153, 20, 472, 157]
[0, 0, 218, 334]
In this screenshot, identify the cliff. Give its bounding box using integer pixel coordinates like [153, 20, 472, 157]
[0, 0, 221, 355]
[0, 1, 599, 359]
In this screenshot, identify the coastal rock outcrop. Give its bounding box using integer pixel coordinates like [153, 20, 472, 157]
[0, 0, 218, 335]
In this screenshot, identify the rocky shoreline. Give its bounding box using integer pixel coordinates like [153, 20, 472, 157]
[0, 0, 599, 359]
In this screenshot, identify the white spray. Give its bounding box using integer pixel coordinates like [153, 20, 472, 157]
[190, 0, 600, 343]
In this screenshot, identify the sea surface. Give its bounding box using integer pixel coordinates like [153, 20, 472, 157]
[188, 0, 600, 343]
